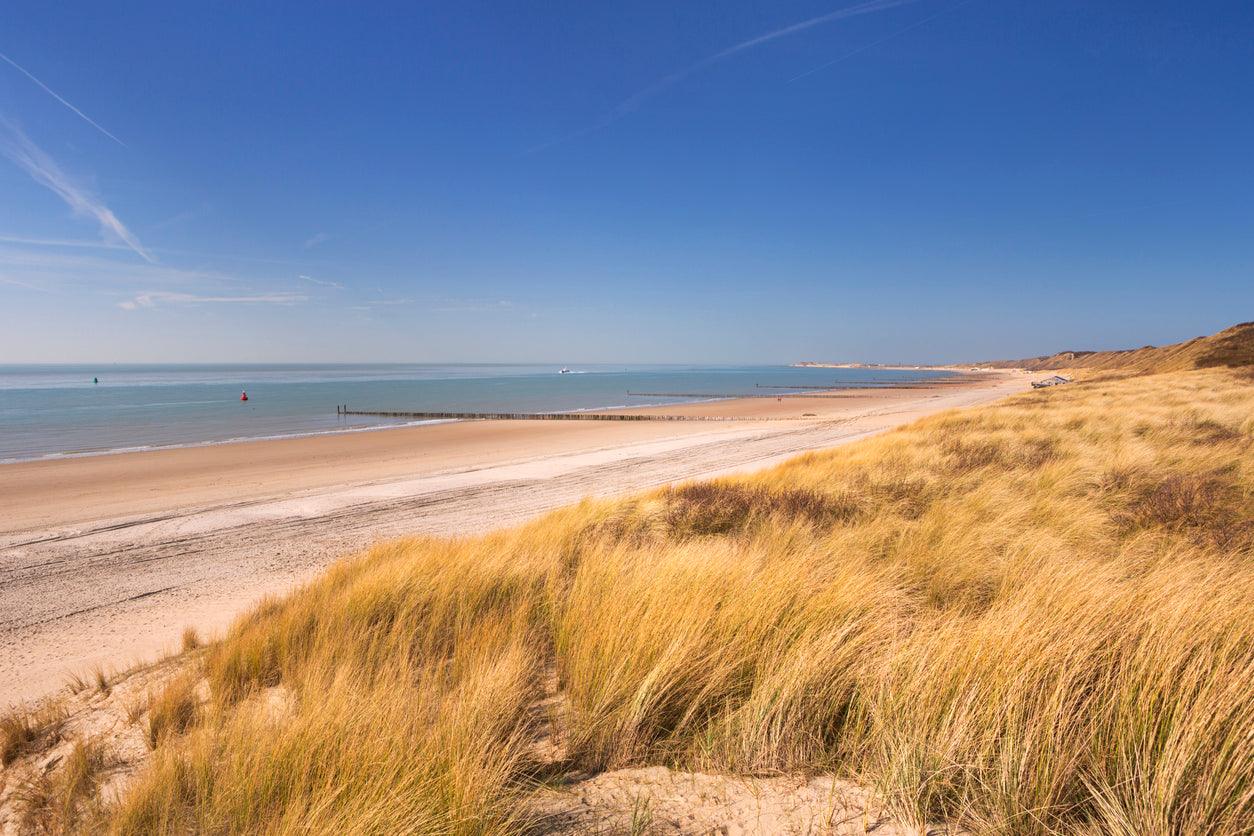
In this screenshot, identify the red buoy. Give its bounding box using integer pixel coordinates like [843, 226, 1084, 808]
[240, 391, 249, 402]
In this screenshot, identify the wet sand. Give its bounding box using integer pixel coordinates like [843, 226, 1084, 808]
[0, 373, 1025, 705]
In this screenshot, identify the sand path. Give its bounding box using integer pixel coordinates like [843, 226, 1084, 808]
[0, 376, 1024, 706]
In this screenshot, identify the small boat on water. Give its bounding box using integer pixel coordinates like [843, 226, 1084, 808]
[559, 367, 571, 374]
[240, 390, 249, 401]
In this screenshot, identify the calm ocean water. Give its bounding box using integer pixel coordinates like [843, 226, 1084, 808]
[0, 364, 948, 462]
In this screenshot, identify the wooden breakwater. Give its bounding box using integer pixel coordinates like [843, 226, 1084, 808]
[337, 407, 757, 422]
[753, 383, 912, 390]
[626, 391, 855, 400]
[752, 384, 937, 391]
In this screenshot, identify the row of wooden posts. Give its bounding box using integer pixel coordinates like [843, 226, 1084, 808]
[336, 407, 755, 422]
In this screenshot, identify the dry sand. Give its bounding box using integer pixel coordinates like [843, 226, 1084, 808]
[0, 373, 1025, 707]
[530, 766, 951, 834]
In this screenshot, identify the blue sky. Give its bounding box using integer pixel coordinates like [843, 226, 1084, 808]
[1, 1, 1251, 363]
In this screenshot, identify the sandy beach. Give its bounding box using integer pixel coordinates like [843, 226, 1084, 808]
[0, 373, 1024, 706]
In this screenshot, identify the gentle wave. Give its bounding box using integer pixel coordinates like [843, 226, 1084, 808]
[0, 419, 457, 465]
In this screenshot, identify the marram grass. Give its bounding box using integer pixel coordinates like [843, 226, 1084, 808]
[79, 368, 1254, 833]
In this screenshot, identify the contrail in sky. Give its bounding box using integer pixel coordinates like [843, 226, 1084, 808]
[1, 121, 153, 261]
[0, 49, 126, 147]
[298, 274, 345, 289]
[789, 0, 976, 82]
[527, 0, 925, 153]
[118, 291, 307, 310]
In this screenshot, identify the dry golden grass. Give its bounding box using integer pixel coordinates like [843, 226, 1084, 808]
[93, 666, 111, 696]
[181, 626, 202, 652]
[144, 671, 201, 750]
[68, 367, 1254, 833]
[1, 703, 66, 767]
[990, 320, 1254, 373]
[12, 737, 109, 833]
[111, 538, 550, 834]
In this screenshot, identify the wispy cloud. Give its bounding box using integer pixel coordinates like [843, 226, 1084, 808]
[0, 274, 56, 292]
[528, 0, 923, 153]
[0, 233, 322, 272]
[348, 297, 519, 313]
[348, 297, 414, 310]
[0, 245, 213, 288]
[0, 243, 304, 308]
[117, 290, 307, 310]
[430, 299, 515, 313]
[789, 0, 973, 82]
[302, 232, 330, 250]
[0, 233, 127, 252]
[298, 273, 344, 289]
[0, 122, 154, 262]
[148, 203, 213, 232]
[0, 50, 125, 146]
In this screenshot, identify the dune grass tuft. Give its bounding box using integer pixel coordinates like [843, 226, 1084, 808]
[93, 665, 111, 695]
[145, 671, 201, 749]
[12, 738, 108, 832]
[1, 703, 66, 767]
[181, 626, 202, 652]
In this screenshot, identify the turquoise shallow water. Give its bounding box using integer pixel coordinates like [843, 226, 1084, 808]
[0, 363, 949, 462]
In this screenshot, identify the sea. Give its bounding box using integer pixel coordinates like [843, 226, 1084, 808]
[0, 363, 950, 463]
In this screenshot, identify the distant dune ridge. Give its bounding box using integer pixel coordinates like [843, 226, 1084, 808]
[986, 320, 1254, 373]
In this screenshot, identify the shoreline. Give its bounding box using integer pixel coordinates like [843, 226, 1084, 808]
[0, 372, 1026, 706]
[0, 371, 966, 466]
[0, 386, 959, 466]
[0, 418, 461, 467]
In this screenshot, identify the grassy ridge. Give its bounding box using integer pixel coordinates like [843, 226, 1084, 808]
[986, 320, 1254, 373]
[101, 368, 1252, 834]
